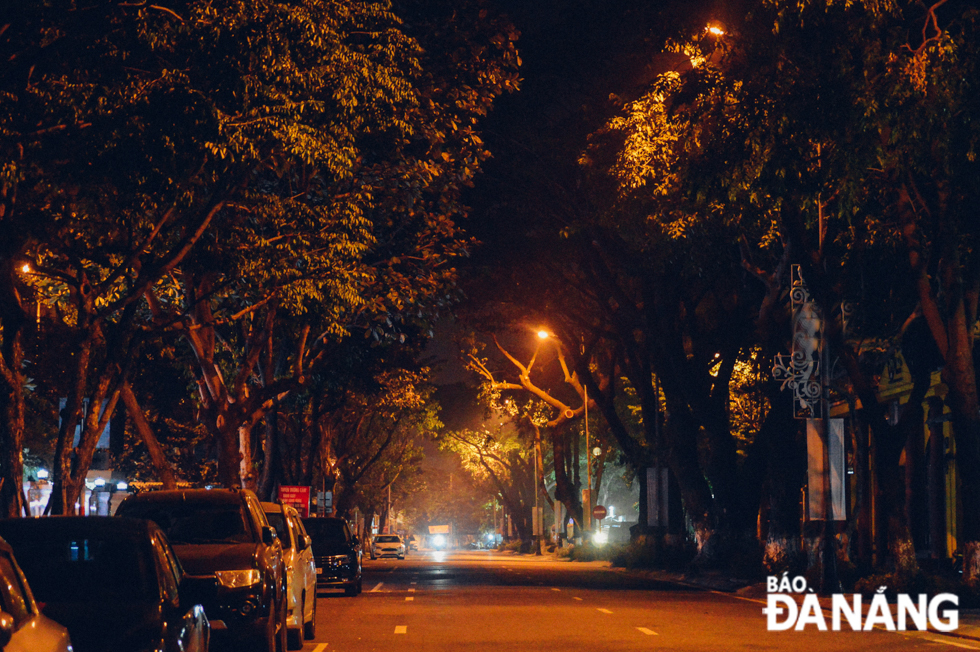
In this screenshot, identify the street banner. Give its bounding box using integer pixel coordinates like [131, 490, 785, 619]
[806, 419, 845, 520]
[280, 485, 311, 518]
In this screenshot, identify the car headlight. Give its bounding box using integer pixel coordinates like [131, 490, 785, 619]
[215, 569, 261, 588]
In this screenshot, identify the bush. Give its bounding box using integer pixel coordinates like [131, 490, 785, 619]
[498, 539, 522, 553]
[610, 535, 695, 570]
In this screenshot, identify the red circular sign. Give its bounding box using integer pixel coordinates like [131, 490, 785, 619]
[592, 505, 607, 520]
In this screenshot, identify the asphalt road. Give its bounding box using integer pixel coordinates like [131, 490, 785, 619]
[296, 550, 979, 652]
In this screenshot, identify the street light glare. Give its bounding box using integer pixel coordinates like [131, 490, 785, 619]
[707, 26, 725, 36]
[537, 330, 549, 339]
[20, 263, 31, 273]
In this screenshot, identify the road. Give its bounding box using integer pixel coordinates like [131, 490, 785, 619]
[294, 549, 979, 652]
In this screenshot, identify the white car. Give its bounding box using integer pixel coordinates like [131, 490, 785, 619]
[0, 536, 72, 652]
[263, 503, 317, 650]
[371, 535, 406, 560]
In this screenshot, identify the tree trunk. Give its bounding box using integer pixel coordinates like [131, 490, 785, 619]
[761, 400, 806, 573]
[0, 313, 27, 518]
[664, 406, 725, 567]
[926, 396, 947, 560]
[550, 424, 583, 526]
[121, 384, 177, 489]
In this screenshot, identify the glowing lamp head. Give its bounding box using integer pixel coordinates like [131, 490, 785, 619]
[705, 21, 727, 37]
[537, 330, 549, 340]
[20, 263, 31, 273]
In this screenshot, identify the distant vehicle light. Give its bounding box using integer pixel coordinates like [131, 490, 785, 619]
[486, 533, 495, 541]
[593, 531, 608, 545]
[37, 469, 49, 479]
[116, 482, 128, 491]
[433, 535, 446, 548]
[94, 478, 106, 487]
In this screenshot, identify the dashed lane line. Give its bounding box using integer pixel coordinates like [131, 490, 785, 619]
[409, 588, 416, 592]
[370, 582, 384, 592]
[311, 645, 328, 652]
[573, 597, 583, 601]
[406, 597, 414, 601]
[597, 608, 613, 614]
[394, 626, 408, 634]
[637, 627, 658, 636]
[551, 588, 561, 592]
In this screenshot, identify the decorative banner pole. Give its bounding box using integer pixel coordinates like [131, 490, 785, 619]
[773, 264, 844, 593]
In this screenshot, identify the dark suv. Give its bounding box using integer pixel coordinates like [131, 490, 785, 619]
[301, 517, 362, 596]
[116, 488, 286, 652]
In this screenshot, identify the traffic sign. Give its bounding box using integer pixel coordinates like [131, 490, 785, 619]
[592, 505, 607, 520]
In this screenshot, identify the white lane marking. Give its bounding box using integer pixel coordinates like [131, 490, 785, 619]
[597, 608, 613, 614]
[406, 596, 414, 601]
[409, 588, 416, 593]
[637, 627, 658, 635]
[411, 581, 417, 585]
[551, 588, 561, 592]
[370, 582, 384, 592]
[394, 625, 408, 634]
[311, 645, 328, 652]
[573, 597, 583, 601]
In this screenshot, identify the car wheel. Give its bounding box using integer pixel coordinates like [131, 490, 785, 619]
[398, 555, 404, 560]
[345, 582, 357, 596]
[287, 592, 303, 651]
[303, 590, 317, 640]
[276, 597, 288, 652]
[255, 613, 277, 652]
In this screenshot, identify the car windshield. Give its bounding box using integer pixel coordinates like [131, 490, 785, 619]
[120, 502, 253, 545]
[375, 536, 400, 543]
[265, 512, 292, 549]
[3, 534, 152, 602]
[302, 518, 352, 555]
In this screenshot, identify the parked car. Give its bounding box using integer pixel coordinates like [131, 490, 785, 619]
[300, 517, 362, 596]
[0, 517, 206, 652]
[261, 503, 316, 650]
[0, 534, 72, 652]
[370, 534, 406, 560]
[116, 488, 286, 652]
[407, 535, 419, 551]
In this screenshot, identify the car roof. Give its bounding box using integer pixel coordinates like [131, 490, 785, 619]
[301, 516, 345, 523]
[260, 502, 299, 514]
[121, 488, 246, 506]
[0, 516, 161, 543]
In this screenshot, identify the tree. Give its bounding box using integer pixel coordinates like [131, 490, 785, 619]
[0, 0, 519, 511]
[441, 424, 535, 545]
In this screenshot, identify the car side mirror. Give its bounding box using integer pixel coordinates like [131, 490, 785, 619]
[262, 526, 278, 546]
[0, 611, 14, 649]
[351, 536, 360, 547]
[297, 535, 311, 551]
